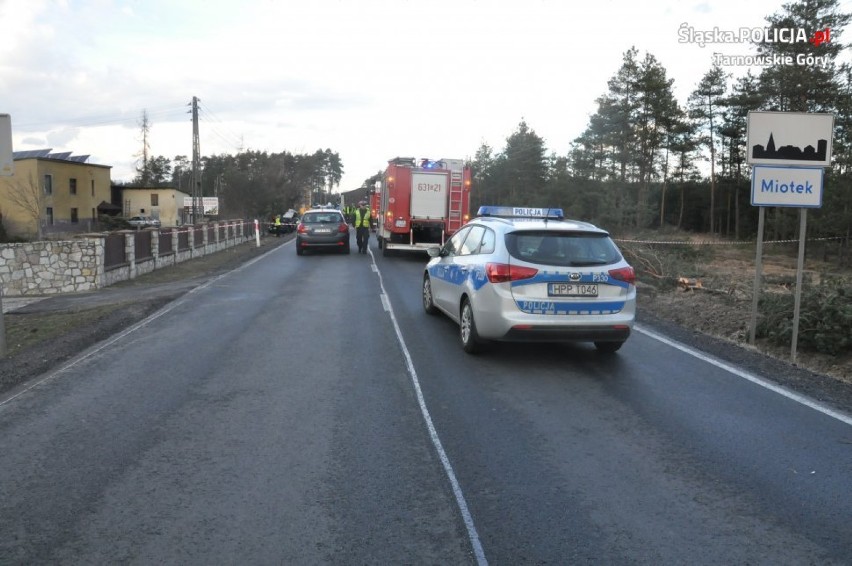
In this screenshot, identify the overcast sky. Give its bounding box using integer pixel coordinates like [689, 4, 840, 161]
[3, 0, 850, 193]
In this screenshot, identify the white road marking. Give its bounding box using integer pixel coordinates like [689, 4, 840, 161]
[636, 324, 852, 427]
[371, 255, 489, 566]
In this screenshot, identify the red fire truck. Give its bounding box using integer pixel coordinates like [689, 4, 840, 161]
[376, 157, 472, 256]
[369, 187, 380, 231]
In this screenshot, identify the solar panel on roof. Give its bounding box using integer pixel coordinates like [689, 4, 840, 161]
[68, 155, 89, 163]
[48, 151, 72, 160]
[13, 149, 53, 159]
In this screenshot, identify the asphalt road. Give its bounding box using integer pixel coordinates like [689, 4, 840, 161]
[1, 236, 850, 564]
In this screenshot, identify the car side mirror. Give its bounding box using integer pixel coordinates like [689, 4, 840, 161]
[426, 246, 441, 258]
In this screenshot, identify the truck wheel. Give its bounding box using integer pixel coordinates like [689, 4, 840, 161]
[460, 298, 482, 354]
[422, 275, 438, 315]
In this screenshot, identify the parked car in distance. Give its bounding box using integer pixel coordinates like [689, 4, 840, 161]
[127, 216, 161, 228]
[268, 209, 299, 236]
[296, 208, 350, 255]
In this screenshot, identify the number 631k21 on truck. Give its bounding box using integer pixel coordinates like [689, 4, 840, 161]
[376, 157, 472, 256]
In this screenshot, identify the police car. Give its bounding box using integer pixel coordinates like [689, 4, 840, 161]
[422, 206, 636, 354]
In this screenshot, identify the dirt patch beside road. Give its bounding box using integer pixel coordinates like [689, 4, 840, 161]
[0, 235, 290, 395]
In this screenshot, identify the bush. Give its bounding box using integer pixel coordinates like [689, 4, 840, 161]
[757, 277, 852, 355]
[0, 221, 28, 243]
[97, 215, 132, 231]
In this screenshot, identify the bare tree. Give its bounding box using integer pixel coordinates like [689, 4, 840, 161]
[135, 110, 152, 185]
[4, 172, 45, 239]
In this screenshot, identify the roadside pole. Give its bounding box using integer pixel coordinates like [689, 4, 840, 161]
[0, 288, 6, 357]
[748, 207, 765, 345]
[1, 113, 14, 357]
[791, 209, 808, 363]
[255, 219, 261, 247]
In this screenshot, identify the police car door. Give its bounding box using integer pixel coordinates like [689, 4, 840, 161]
[445, 225, 487, 317]
[430, 226, 472, 317]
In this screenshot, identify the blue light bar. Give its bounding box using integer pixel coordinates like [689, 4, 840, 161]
[476, 206, 564, 220]
[419, 158, 446, 169]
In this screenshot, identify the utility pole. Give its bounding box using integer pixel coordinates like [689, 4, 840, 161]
[1, 113, 15, 357]
[190, 96, 201, 223]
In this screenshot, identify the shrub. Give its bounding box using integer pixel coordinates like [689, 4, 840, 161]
[757, 277, 852, 355]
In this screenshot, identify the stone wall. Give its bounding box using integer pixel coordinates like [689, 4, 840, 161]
[0, 220, 256, 297]
[0, 240, 102, 296]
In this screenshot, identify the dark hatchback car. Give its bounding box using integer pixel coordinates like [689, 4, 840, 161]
[296, 209, 350, 255]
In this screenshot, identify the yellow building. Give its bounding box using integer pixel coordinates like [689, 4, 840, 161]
[0, 149, 112, 239]
[120, 186, 190, 227]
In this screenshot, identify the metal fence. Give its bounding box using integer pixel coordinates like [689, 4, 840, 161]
[178, 229, 190, 251]
[158, 231, 173, 255]
[134, 229, 153, 261]
[104, 233, 126, 270]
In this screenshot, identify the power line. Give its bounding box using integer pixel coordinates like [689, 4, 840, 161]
[197, 103, 244, 150]
[198, 109, 243, 150]
[13, 104, 189, 130]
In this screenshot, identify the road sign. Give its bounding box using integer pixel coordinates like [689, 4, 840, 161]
[751, 165, 823, 208]
[747, 111, 834, 167]
[1, 114, 12, 176]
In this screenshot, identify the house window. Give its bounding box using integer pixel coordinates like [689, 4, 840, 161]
[151, 193, 159, 206]
[46, 207, 54, 225]
[92, 208, 96, 220]
[70, 178, 77, 195]
[44, 174, 53, 195]
[91, 180, 94, 196]
[71, 208, 79, 223]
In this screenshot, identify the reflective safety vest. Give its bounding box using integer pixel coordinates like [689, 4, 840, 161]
[354, 208, 371, 228]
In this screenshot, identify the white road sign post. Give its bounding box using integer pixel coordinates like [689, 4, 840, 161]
[746, 112, 833, 363]
[0, 113, 13, 356]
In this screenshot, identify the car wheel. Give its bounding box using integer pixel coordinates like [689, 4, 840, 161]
[296, 238, 304, 256]
[595, 341, 624, 354]
[460, 298, 482, 354]
[422, 275, 437, 315]
[342, 245, 350, 254]
[377, 237, 383, 249]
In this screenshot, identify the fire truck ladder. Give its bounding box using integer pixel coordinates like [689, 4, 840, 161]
[447, 171, 464, 233]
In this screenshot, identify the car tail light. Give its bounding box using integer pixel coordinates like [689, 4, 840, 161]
[609, 266, 635, 285]
[297, 224, 307, 234]
[486, 263, 538, 283]
[338, 222, 348, 233]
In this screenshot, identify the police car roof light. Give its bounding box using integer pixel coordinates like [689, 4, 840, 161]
[476, 206, 564, 220]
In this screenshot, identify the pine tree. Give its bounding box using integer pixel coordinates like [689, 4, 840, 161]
[757, 0, 850, 112]
[634, 52, 679, 227]
[502, 120, 547, 205]
[688, 64, 728, 235]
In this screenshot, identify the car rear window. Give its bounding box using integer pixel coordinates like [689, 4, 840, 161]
[303, 212, 342, 223]
[505, 231, 622, 267]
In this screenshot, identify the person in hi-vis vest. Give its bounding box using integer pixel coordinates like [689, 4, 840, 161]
[354, 201, 372, 254]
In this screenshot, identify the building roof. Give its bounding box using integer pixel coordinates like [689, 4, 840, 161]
[12, 148, 103, 167]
